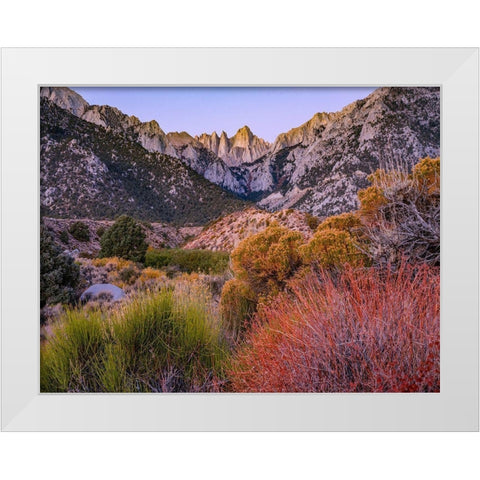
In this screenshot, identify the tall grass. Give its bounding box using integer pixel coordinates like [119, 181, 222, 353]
[41, 282, 228, 392]
[228, 262, 440, 392]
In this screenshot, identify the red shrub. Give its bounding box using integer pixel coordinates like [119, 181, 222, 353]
[228, 262, 440, 392]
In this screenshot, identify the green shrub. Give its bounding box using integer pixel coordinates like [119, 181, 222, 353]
[40, 225, 80, 311]
[59, 230, 69, 244]
[141, 220, 154, 231]
[40, 308, 105, 391]
[99, 215, 148, 263]
[41, 285, 227, 392]
[300, 228, 369, 269]
[68, 221, 90, 242]
[96, 226, 106, 239]
[145, 248, 229, 274]
[118, 265, 140, 285]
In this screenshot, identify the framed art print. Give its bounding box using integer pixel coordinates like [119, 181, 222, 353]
[1, 48, 478, 430]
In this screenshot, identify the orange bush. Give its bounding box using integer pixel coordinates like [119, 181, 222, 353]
[300, 213, 369, 268]
[300, 229, 368, 268]
[228, 262, 440, 392]
[230, 223, 304, 297]
[412, 156, 440, 194]
[316, 212, 363, 233]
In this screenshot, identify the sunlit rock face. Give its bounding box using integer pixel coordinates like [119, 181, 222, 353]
[253, 87, 440, 217]
[40, 87, 89, 117]
[197, 126, 271, 167]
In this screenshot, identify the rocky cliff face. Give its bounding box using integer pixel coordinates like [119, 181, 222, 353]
[41, 87, 171, 153]
[253, 87, 440, 217]
[196, 126, 271, 166]
[271, 112, 336, 152]
[40, 98, 249, 225]
[41, 87, 251, 194]
[40, 87, 89, 117]
[41, 86, 440, 220]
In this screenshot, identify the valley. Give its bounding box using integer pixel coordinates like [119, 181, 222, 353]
[40, 86, 441, 393]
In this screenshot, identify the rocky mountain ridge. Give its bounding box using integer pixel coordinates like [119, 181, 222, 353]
[40, 88, 266, 191]
[196, 126, 271, 166]
[228, 87, 440, 216]
[41, 86, 440, 220]
[40, 97, 250, 225]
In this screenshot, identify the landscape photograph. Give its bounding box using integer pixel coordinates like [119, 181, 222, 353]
[40, 86, 440, 393]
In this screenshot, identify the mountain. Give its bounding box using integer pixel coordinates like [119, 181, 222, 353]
[40, 88, 261, 193]
[41, 86, 440, 221]
[231, 87, 440, 216]
[196, 126, 270, 166]
[271, 112, 336, 153]
[40, 97, 250, 225]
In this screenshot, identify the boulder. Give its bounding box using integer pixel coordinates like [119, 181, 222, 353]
[80, 283, 126, 303]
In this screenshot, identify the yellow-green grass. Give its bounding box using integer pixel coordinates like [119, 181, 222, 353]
[41, 282, 228, 392]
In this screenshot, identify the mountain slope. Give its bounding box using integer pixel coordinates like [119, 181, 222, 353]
[240, 87, 440, 216]
[40, 87, 262, 193]
[40, 98, 250, 225]
[41, 86, 440, 220]
[183, 207, 316, 252]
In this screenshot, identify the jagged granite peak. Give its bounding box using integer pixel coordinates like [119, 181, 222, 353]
[272, 112, 336, 152]
[166, 131, 199, 147]
[41, 87, 169, 154]
[232, 125, 254, 144]
[41, 88, 248, 191]
[40, 86, 440, 220]
[196, 131, 220, 152]
[197, 126, 271, 167]
[255, 87, 440, 217]
[217, 130, 231, 160]
[40, 87, 89, 117]
[40, 98, 249, 225]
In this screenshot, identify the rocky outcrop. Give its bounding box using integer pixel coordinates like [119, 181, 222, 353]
[196, 126, 271, 166]
[271, 112, 335, 152]
[40, 87, 89, 117]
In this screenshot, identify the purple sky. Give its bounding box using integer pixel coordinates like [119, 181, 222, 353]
[72, 87, 376, 142]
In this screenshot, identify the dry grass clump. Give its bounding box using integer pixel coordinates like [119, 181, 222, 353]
[228, 261, 439, 392]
